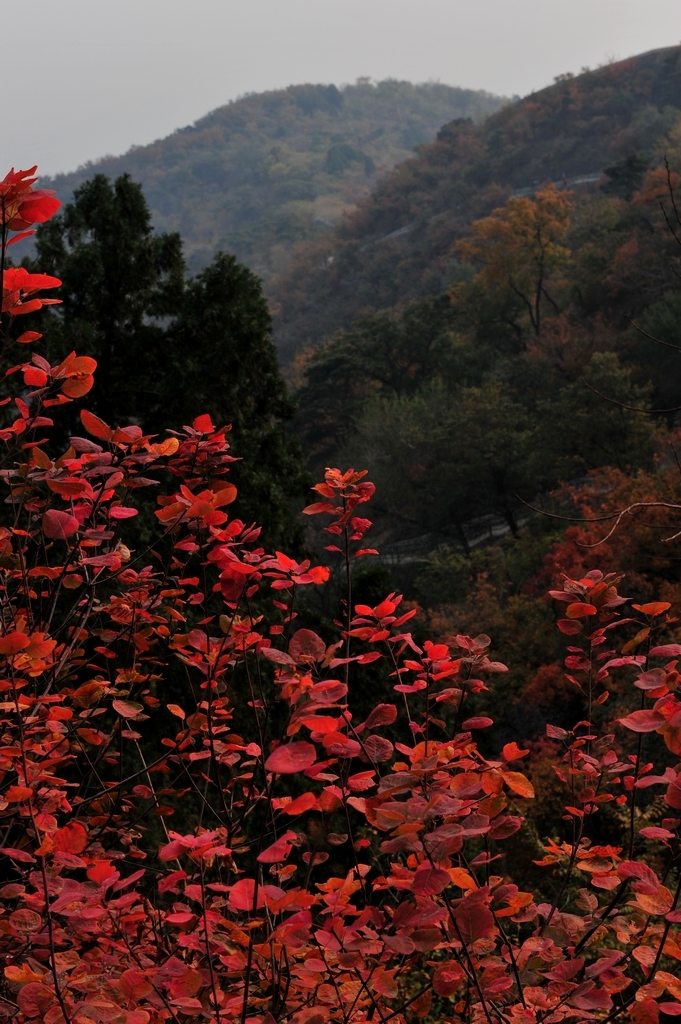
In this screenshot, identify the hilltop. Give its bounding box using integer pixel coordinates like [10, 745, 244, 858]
[272, 46, 681, 361]
[40, 80, 505, 279]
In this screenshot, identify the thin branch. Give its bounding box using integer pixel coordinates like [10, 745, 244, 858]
[580, 377, 681, 414]
[516, 495, 628, 524]
[625, 315, 681, 352]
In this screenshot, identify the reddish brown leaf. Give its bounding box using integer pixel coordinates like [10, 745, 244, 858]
[80, 408, 112, 440]
[265, 741, 316, 774]
[618, 710, 666, 732]
[42, 508, 79, 541]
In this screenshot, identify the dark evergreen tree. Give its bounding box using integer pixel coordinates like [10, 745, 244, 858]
[166, 253, 308, 547]
[32, 174, 307, 549]
[34, 173, 185, 424]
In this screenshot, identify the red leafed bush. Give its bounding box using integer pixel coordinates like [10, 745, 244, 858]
[0, 166, 680, 1024]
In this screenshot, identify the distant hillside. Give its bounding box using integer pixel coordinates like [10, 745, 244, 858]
[272, 46, 681, 361]
[40, 80, 505, 279]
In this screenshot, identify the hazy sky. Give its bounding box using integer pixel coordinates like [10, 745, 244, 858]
[6, 0, 681, 177]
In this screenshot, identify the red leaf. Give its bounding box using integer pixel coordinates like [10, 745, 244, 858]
[566, 602, 598, 619]
[308, 565, 330, 584]
[17, 984, 56, 1018]
[363, 735, 394, 762]
[10, 908, 42, 934]
[364, 703, 397, 729]
[289, 629, 326, 662]
[303, 501, 336, 515]
[6, 229, 36, 247]
[42, 508, 79, 540]
[120, 969, 154, 1000]
[502, 771, 535, 798]
[265, 741, 317, 774]
[260, 647, 295, 665]
[462, 716, 493, 730]
[53, 821, 87, 854]
[23, 366, 47, 386]
[618, 710, 666, 732]
[112, 699, 144, 719]
[80, 408, 112, 440]
[228, 877, 265, 912]
[0, 846, 35, 863]
[192, 413, 214, 433]
[87, 860, 117, 882]
[432, 961, 466, 996]
[666, 774, 681, 810]
[61, 372, 93, 395]
[257, 830, 297, 863]
[413, 865, 450, 895]
[502, 742, 529, 762]
[632, 602, 671, 617]
[213, 484, 237, 506]
[650, 644, 681, 657]
[81, 552, 121, 569]
[281, 792, 318, 815]
[5, 786, 33, 802]
[0, 632, 30, 654]
[455, 898, 495, 943]
[109, 506, 138, 519]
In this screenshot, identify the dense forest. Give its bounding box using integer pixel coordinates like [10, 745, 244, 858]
[273, 45, 681, 360]
[36, 80, 505, 279]
[280, 44, 681, 760]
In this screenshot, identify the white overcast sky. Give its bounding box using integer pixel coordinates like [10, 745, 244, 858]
[6, 0, 681, 177]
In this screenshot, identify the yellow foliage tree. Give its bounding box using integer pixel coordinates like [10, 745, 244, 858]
[456, 184, 573, 336]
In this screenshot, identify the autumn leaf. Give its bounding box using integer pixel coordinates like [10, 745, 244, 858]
[5, 786, 33, 802]
[618, 710, 666, 732]
[42, 508, 79, 540]
[566, 602, 598, 618]
[0, 632, 30, 654]
[281, 792, 318, 815]
[80, 408, 112, 440]
[149, 437, 180, 457]
[289, 628, 326, 662]
[432, 961, 466, 996]
[192, 413, 214, 433]
[264, 741, 317, 774]
[502, 771, 535, 798]
[10, 909, 41, 934]
[632, 602, 671, 616]
[112, 699, 144, 719]
[257, 830, 297, 863]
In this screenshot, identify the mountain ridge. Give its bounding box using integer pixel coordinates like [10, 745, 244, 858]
[37, 79, 505, 279]
[270, 45, 681, 361]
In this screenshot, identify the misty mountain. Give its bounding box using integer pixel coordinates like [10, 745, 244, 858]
[270, 46, 681, 360]
[40, 80, 505, 280]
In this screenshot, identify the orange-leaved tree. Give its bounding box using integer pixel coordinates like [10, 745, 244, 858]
[455, 184, 573, 339]
[0, 164, 680, 1024]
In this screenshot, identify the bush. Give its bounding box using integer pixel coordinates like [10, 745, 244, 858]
[0, 166, 681, 1024]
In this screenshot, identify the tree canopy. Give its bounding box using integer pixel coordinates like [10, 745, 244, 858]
[32, 173, 307, 548]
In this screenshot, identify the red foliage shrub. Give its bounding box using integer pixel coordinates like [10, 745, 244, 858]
[0, 166, 679, 1024]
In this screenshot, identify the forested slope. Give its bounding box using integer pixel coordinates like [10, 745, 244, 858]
[40, 80, 504, 279]
[273, 46, 681, 360]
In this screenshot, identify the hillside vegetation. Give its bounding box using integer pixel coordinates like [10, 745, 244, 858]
[261, 48, 681, 808]
[290, 43, 681, 599]
[274, 46, 681, 360]
[41, 80, 504, 279]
